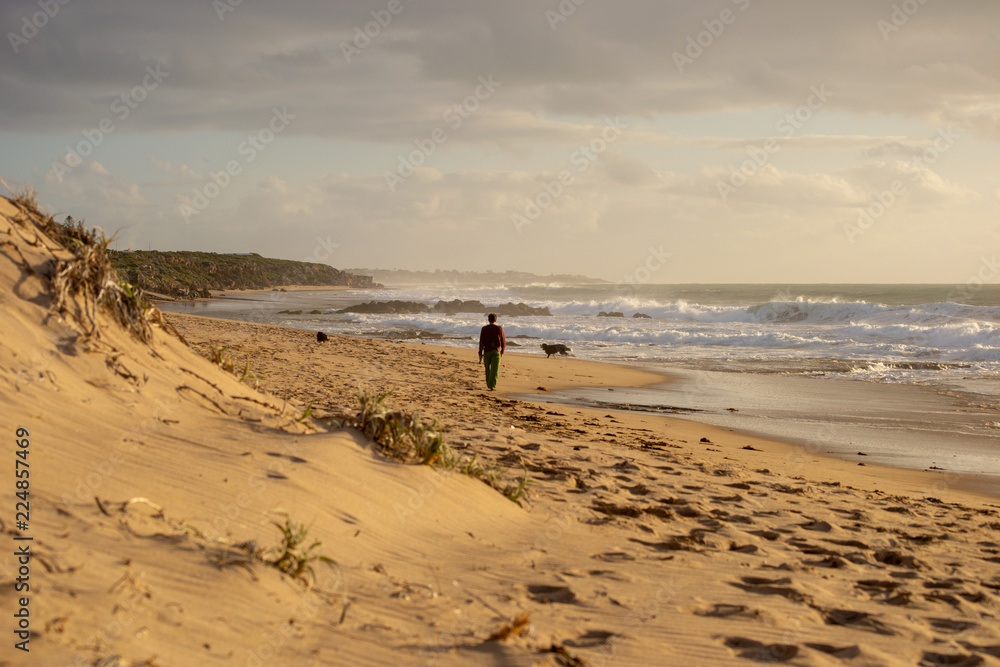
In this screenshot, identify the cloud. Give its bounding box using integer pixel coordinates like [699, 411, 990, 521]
[2, 0, 997, 282]
[861, 140, 929, 159]
[43, 160, 148, 208]
[2, 0, 998, 141]
[150, 157, 200, 182]
[840, 161, 980, 207]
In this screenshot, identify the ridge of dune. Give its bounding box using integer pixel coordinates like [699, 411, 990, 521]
[2, 194, 1000, 667]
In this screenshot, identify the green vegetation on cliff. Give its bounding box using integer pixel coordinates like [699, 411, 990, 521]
[111, 250, 376, 297]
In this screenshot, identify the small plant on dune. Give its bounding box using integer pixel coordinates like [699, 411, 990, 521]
[201, 346, 264, 386]
[237, 361, 266, 388]
[208, 345, 236, 372]
[298, 403, 315, 423]
[503, 466, 532, 507]
[11, 186, 40, 213]
[265, 516, 332, 588]
[460, 453, 501, 486]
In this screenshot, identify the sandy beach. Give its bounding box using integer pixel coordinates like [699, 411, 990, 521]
[4, 196, 1000, 666]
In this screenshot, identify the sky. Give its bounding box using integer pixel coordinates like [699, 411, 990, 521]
[0, 0, 998, 284]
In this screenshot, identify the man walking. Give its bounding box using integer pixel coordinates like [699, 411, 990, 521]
[478, 313, 506, 390]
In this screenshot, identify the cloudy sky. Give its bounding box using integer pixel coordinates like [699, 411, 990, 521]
[1, 0, 998, 283]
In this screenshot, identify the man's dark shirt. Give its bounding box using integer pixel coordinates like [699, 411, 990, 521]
[479, 323, 506, 355]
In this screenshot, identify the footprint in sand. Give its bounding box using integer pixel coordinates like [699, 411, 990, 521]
[927, 618, 978, 634]
[919, 651, 984, 667]
[804, 643, 862, 659]
[695, 603, 762, 620]
[786, 538, 842, 557]
[822, 608, 894, 636]
[959, 642, 1000, 659]
[723, 637, 798, 663]
[825, 538, 870, 549]
[856, 579, 903, 596]
[563, 630, 619, 648]
[874, 549, 923, 569]
[799, 519, 835, 532]
[591, 552, 636, 562]
[526, 584, 577, 604]
[729, 576, 808, 603]
[749, 529, 783, 541]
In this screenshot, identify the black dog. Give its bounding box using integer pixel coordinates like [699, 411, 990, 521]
[541, 343, 571, 357]
[317, 331, 329, 342]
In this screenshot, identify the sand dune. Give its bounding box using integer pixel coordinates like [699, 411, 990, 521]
[2, 195, 1000, 666]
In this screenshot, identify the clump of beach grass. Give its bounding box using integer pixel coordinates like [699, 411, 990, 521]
[354, 389, 458, 466]
[263, 515, 332, 588]
[4, 187, 165, 345]
[209, 345, 236, 372]
[48, 215, 156, 344]
[503, 466, 532, 507]
[11, 185, 40, 213]
[353, 390, 526, 503]
[199, 345, 264, 387]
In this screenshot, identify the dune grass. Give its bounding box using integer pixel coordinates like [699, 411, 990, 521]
[503, 466, 532, 507]
[354, 389, 458, 466]
[6, 188, 164, 345]
[264, 516, 332, 588]
[354, 390, 527, 502]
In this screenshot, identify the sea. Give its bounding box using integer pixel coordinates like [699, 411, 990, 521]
[160, 283, 1000, 493]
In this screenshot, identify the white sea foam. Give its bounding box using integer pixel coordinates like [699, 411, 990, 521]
[164, 283, 1000, 390]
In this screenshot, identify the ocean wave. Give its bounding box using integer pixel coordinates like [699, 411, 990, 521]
[547, 297, 1000, 326]
[336, 305, 1000, 363]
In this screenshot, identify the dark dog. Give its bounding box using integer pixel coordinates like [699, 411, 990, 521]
[541, 343, 571, 357]
[317, 331, 329, 342]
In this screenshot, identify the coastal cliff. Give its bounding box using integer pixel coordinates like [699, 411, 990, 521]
[111, 250, 377, 297]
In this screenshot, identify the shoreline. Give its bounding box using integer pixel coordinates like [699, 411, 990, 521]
[167, 311, 1000, 503]
[528, 372, 1000, 499]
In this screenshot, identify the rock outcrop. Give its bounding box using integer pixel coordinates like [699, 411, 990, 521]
[338, 299, 551, 316]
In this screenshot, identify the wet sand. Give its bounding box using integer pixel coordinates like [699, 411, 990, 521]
[533, 367, 1000, 496]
